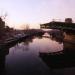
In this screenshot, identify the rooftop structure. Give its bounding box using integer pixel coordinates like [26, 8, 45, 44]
[40, 18, 75, 30]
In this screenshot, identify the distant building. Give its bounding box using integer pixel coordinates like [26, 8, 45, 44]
[40, 18, 75, 30]
[65, 18, 72, 23]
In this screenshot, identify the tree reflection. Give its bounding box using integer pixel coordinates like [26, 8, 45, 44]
[39, 32, 75, 69]
[13, 37, 34, 52]
[44, 30, 63, 43]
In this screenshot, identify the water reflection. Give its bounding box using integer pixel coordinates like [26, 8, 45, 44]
[0, 32, 75, 75]
[39, 32, 75, 65]
[39, 32, 75, 75]
[0, 47, 9, 75]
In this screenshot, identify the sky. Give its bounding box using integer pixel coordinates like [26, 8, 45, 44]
[0, 0, 75, 29]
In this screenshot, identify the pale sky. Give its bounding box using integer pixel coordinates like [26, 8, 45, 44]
[0, 0, 75, 29]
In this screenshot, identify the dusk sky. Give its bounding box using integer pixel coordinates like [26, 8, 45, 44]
[0, 0, 75, 29]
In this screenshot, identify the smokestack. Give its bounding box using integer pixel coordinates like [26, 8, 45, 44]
[65, 18, 73, 23]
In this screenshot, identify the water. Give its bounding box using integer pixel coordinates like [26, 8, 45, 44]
[0, 32, 75, 75]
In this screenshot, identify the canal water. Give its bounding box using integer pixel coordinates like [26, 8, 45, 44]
[0, 32, 75, 75]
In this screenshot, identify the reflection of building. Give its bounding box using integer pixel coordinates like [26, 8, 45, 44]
[49, 30, 63, 43]
[39, 33, 75, 69]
